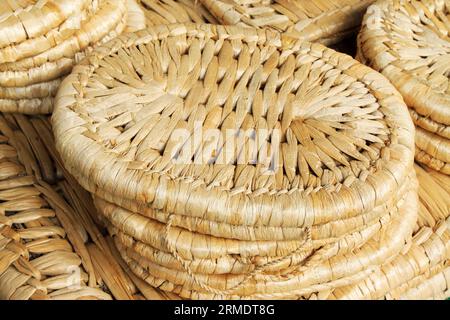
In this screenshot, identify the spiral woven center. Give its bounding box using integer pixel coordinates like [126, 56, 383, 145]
[73, 34, 394, 195]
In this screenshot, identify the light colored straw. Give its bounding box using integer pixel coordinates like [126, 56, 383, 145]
[52, 24, 416, 232]
[0, 0, 90, 52]
[199, 0, 376, 45]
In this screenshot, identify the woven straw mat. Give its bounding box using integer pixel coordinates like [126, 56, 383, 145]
[0, 0, 131, 115]
[357, 0, 450, 174]
[51, 23, 419, 299]
[53, 23, 416, 233]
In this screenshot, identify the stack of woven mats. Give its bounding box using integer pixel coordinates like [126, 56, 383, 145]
[0, 0, 146, 115]
[0, 0, 448, 300]
[0, 111, 446, 299]
[52, 23, 419, 299]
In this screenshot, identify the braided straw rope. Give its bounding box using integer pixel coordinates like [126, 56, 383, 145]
[199, 0, 376, 45]
[357, 0, 450, 174]
[0, 78, 62, 100]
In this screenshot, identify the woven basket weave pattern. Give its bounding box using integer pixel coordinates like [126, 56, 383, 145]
[51, 23, 421, 299]
[357, 0, 450, 175]
[0, 0, 448, 300]
[53, 25, 415, 230]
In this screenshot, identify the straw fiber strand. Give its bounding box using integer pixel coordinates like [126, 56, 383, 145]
[137, 0, 218, 26]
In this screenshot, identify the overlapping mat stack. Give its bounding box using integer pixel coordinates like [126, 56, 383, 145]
[198, 0, 376, 45]
[52, 24, 419, 299]
[0, 0, 138, 115]
[357, 0, 450, 175]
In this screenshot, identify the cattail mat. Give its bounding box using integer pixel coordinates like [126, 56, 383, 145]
[52, 23, 418, 299]
[357, 0, 450, 175]
[198, 0, 376, 45]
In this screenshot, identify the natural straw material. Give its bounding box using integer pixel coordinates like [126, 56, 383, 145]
[125, 0, 147, 32]
[53, 23, 416, 230]
[330, 165, 450, 300]
[415, 126, 450, 169]
[0, 0, 128, 87]
[97, 184, 418, 299]
[0, 0, 90, 52]
[357, 0, 450, 127]
[199, 0, 376, 45]
[137, 0, 218, 25]
[0, 0, 92, 64]
[0, 0, 130, 115]
[0, 113, 111, 300]
[357, 0, 450, 174]
[0, 113, 168, 300]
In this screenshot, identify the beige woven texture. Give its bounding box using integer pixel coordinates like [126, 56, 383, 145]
[331, 165, 450, 300]
[199, 0, 376, 45]
[137, 0, 218, 25]
[50, 23, 421, 299]
[357, 0, 450, 175]
[0, 113, 176, 300]
[0, 113, 446, 300]
[0, 0, 134, 115]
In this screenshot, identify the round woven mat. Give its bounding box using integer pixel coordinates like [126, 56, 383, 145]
[53, 24, 415, 232]
[357, 0, 450, 127]
[199, 0, 376, 45]
[0, 0, 93, 64]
